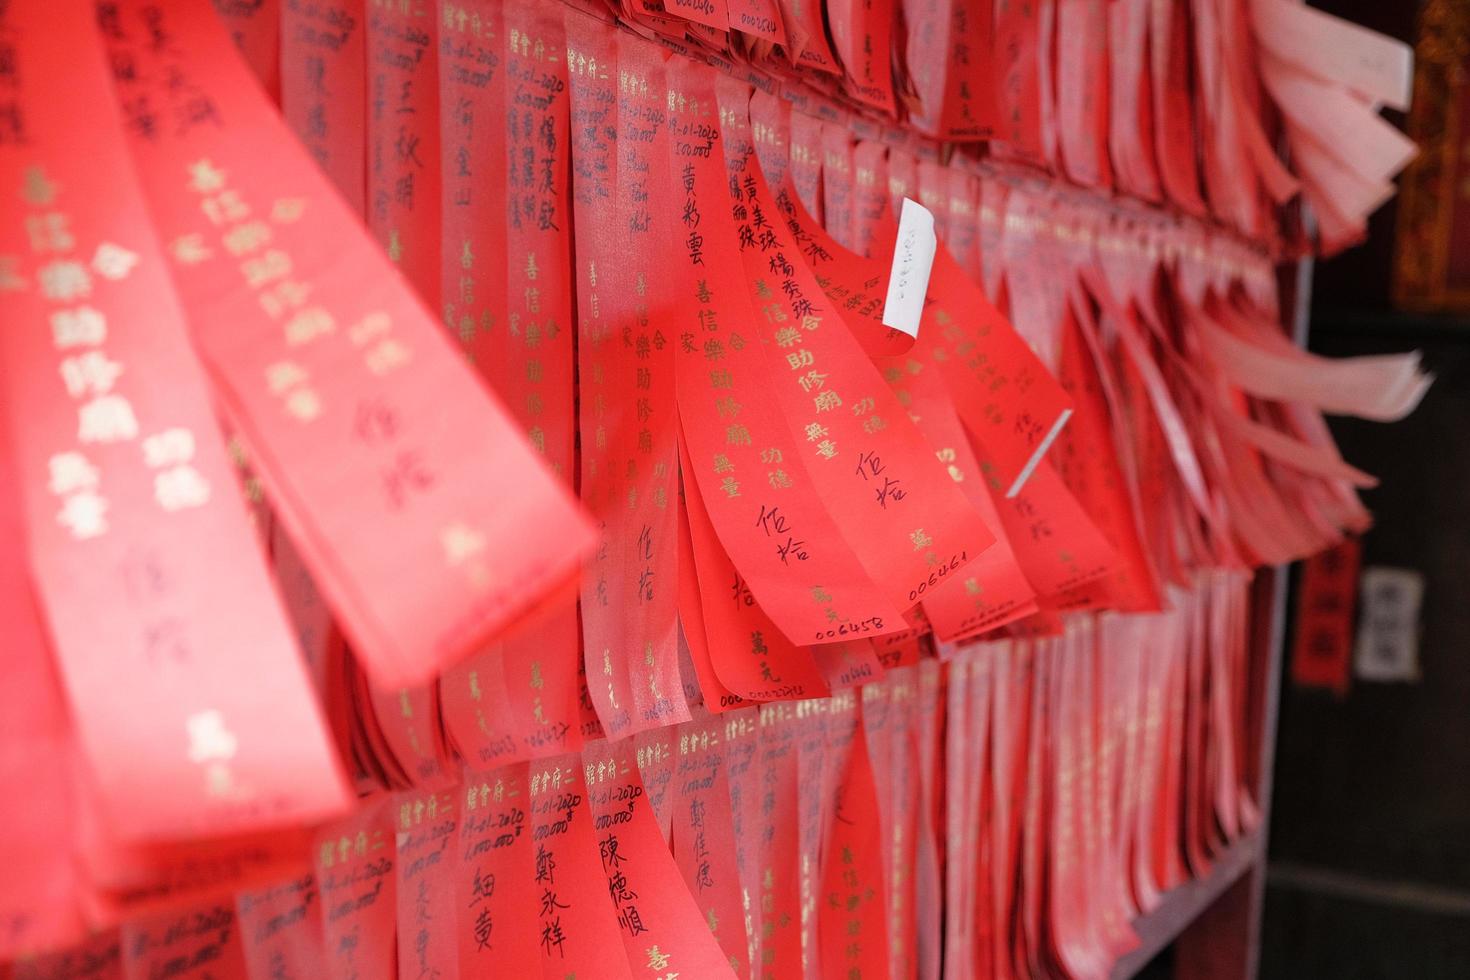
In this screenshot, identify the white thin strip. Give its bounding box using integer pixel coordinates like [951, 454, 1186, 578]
[1006, 407, 1072, 498]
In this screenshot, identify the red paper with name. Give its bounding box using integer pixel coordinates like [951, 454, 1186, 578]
[2, 0, 350, 842]
[110, 0, 597, 689]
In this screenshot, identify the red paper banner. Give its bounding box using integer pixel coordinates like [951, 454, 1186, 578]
[1, 0, 350, 843]
[108, 0, 597, 690]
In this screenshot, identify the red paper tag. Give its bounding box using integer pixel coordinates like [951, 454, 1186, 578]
[751, 705, 805, 975]
[109, 0, 598, 689]
[369, 682, 452, 787]
[787, 107, 825, 229]
[236, 872, 326, 980]
[910, 662, 944, 979]
[1050, 301, 1163, 611]
[776, 0, 840, 75]
[716, 707, 763, 967]
[668, 62, 905, 655]
[0, 419, 84, 959]
[1150, 0, 1207, 215]
[281, 0, 367, 214]
[582, 739, 739, 977]
[120, 899, 250, 980]
[677, 428, 834, 701]
[921, 244, 1075, 496]
[1, 0, 351, 842]
[944, 167, 981, 277]
[828, 0, 896, 112]
[949, 652, 976, 972]
[447, 0, 589, 764]
[456, 765, 540, 975]
[724, 0, 786, 45]
[880, 353, 1039, 639]
[1290, 538, 1361, 695]
[1054, 0, 1112, 189]
[993, 0, 1044, 157]
[634, 727, 679, 843]
[903, 0, 997, 139]
[670, 712, 752, 973]
[719, 81, 999, 615]
[673, 473, 757, 712]
[664, 0, 731, 31]
[818, 697, 892, 979]
[793, 697, 833, 973]
[212, 0, 282, 101]
[315, 799, 397, 980]
[527, 756, 635, 977]
[365, 0, 440, 308]
[1107, 0, 1162, 202]
[393, 788, 459, 980]
[10, 930, 122, 980]
[820, 124, 856, 244]
[567, 20, 688, 738]
[850, 140, 888, 257]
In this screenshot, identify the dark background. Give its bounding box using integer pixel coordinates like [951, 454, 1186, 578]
[1260, 1, 1470, 976]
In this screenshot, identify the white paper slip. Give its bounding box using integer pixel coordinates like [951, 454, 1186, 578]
[882, 197, 938, 340]
[1354, 566, 1425, 683]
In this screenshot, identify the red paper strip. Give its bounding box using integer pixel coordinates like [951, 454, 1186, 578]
[670, 712, 751, 973]
[939, 0, 999, 140]
[748, 705, 805, 975]
[1, 0, 350, 842]
[369, 681, 452, 787]
[567, 20, 688, 738]
[911, 662, 945, 980]
[582, 740, 739, 977]
[212, 0, 282, 100]
[365, 0, 441, 308]
[828, 0, 896, 112]
[718, 81, 998, 615]
[994, 0, 1044, 157]
[673, 472, 756, 712]
[450, 0, 589, 764]
[10, 930, 122, 980]
[1050, 300, 1163, 611]
[393, 788, 459, 979]
[236, 872, 326, 980]
[664, 0, 730, 31]
[120, 899, 249, 980]
[788, 108, 826, 229]
[499, 0, 590, 764]
[717, 708, 763, 968]
[850, 140, 887, 256]
[777, 0, 840, 75]
[821, 124, 856, 243]
[1107, 0, 1162, 202]
[677, 428, 833, 700]
[456, 764, 539, 974]
[110, 0, 597, 688]
[878, 351, 1038, 638]
[941, 655, 981, 976]
[315, 799, 397, 980]
[1054, 0, 1111, 189]
[818, 697, 892, 979]
[527, 756, 635, 977]
[0, 418, 83, 959]
[1290, 537, 1361, 695]
[668, 61, 904, 655]
[281, 0, 367, 214]
[1150, 0, 1207, 215]
[634, 727, 679, 843]
[725, 0, 786, 44]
